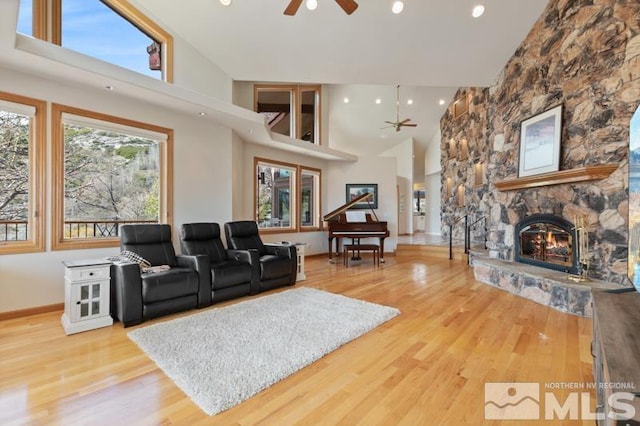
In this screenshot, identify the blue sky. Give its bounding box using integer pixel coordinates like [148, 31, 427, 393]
[17, 0, 159, 78]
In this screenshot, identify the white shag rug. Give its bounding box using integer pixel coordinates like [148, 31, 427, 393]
[127, 287, 400, 415]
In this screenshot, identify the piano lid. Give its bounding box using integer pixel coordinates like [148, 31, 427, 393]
[323, 192, 375, 222]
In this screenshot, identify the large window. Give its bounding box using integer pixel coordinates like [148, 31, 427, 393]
[52, 104, 173, 250]
[18, 0, 173, 82]
[254, 85, 321, 144]
[0, 92, 45, 254]
[255, 158, 321, 232]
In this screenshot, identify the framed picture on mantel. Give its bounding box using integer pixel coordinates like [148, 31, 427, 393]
[518, 104, 563, 177]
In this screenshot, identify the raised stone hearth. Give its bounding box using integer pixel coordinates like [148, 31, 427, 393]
[471, 255, 619, 317]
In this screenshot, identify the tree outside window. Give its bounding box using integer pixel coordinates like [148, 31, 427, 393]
[0, 93, 45, 254]
[52, 104, 172, 250]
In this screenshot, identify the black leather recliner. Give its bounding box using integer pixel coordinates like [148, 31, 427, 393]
[224, 221, 297, 292]
[180, 222, 258, 303]
[111, 224, 211, 327]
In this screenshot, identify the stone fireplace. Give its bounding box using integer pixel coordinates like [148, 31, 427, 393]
[514, 214, 578, 275]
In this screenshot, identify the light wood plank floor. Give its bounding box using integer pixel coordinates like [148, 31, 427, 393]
[0, 253, 594, 425]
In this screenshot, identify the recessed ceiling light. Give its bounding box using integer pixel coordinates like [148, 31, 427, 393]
[248, 130, 254, 134]
[375, 98, 382, 104]
[306, 0, 318, 11]
[472, 4, 485, 18]
[198, 112, 206, 116]
[439, 99, 446, 106]
[391, 1, 404, 14]
[220, 0, 232, 6]
[407, 99, 413, 105]
[105, 85, 115, 91]
[343, 97, 349, 103]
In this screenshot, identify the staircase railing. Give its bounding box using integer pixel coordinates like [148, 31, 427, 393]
[449, 214, 467, 259]
[465, 214, 486, 263]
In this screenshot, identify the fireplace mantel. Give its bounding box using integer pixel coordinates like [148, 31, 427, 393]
[494, 164, 619, 191]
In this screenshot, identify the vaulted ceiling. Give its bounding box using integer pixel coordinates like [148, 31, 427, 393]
[132, 0, 548, 179]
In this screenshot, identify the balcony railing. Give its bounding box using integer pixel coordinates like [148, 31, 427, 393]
[0, 219, 157, 241]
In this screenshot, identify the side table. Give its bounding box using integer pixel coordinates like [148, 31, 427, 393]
[61, 259, 113, 335]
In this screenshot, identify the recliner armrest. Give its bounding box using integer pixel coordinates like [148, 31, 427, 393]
[264, 243, 296, 260]
[110, 262, 143, 327]
[177, 254, 212, 308]
[227, 249, 260, 295]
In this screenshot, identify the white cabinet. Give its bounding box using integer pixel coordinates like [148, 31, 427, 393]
[61, 259, 113, 335]
[413, 215, 426, 232]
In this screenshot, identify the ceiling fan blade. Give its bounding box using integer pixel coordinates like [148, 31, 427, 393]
[399, 118, 412, 124]
[335, 0, 358, 15]
[400, 123, 418, 127]
[284, 0, 303, 15]
[384, 121, 396, 125]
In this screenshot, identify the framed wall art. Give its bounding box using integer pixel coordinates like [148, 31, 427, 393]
[518, 104, 563, 177]
[345, 183, 378, 209]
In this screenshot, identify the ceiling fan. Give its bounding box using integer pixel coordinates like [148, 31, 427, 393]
[384, 85, 418, 132]
[284, 0, 358, 16]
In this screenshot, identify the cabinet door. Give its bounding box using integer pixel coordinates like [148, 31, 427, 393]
[70, 281, 108, 322]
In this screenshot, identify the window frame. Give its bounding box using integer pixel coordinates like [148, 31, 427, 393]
[0, 91, 46, 255]
[51, 103, 173, 251]
[28, 0, 174, 82]
[254, 157, 322, 234]
[254, 158, 297, 234]
[254, 84, 321, 144]
[298, 166, 322, 231]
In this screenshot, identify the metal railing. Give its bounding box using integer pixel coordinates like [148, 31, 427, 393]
[448, 212, 488, 260]
[64, 220, 157, 238]
[0, 220, 28, 241]
[0, 219, 157, 241]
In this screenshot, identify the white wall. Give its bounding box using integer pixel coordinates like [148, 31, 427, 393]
[326, 156, 398, 253]
[380, 138, 414, 235]
[0, 68, 234, 313]
[424, 130, 443, 235]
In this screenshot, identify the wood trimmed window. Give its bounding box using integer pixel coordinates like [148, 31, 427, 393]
[20, 0, 173, 82]
[299, 166, 321, 231]
[254, 85, 321, 144]
[0, 91, 46, 255]
[255, 158, 322, 233]
[51, 103, 173, 251]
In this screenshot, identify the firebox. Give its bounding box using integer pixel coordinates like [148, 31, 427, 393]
[514, 214, 578, 274]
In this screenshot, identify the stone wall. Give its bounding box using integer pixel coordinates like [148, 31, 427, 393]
[441, 0, 640, 284]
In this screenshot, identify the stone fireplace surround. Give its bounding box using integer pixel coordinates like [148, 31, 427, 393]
[439, 0, 640, 314]
[471, 254, 618, 317]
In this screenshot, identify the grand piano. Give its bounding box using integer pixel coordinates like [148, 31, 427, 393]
[323, 192, 389, 262]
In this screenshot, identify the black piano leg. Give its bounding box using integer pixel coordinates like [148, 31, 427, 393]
[351, 238, 362, 261]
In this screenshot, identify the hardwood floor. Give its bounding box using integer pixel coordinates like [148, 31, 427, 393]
[0, 254, 595, 425]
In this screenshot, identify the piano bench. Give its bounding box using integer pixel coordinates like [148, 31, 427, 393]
[343, 244, 380, 267]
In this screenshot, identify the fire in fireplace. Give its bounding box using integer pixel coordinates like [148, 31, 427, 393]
[514, 214, 578, 274]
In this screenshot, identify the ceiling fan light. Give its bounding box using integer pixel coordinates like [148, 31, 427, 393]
[391, 1, 404, 14]
[472, 4, 485, 18]
[219, 0, 232, 6]
[306, 0, 318, 11]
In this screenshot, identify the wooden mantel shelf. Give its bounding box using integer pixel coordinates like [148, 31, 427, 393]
[494, 164, 619, 191]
